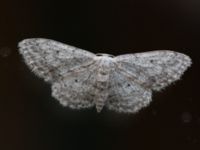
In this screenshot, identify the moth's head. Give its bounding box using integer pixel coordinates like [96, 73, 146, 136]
[96, 53, 114, 58]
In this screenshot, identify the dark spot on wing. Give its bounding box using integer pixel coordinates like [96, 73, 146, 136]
[150, 59, 154, 63]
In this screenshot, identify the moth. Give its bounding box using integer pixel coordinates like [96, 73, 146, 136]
[18, 38, 192, 113]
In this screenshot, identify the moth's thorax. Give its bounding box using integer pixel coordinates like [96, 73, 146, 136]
[95, 54, 115, 67]
[95, 55, 115, 81]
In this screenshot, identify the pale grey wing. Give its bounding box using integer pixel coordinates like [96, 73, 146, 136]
[18, 38, 96, 83]
[106, 69, 152, 113]
[51, 64, 98, 109]
[115, 50, 192, 91]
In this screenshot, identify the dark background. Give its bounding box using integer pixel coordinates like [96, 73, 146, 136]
[0, 0, 200, 150]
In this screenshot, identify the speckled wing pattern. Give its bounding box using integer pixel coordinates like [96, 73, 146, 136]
[106, 51, 192, 113]
[19, 38, 97, 109]
[106, 68, 152, 113]
[51, 66, 97, 109]
[18, 38, 96, 83]
[115, 51, 192, 91]
[19, 38, 192, 113]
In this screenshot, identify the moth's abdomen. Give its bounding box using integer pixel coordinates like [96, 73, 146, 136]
[94, 81, 109, 112]
[93, 67, 110, 112]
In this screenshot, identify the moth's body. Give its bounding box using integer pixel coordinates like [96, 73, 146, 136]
[18, 38, 192, 113]
[93, 55, 115, 112]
